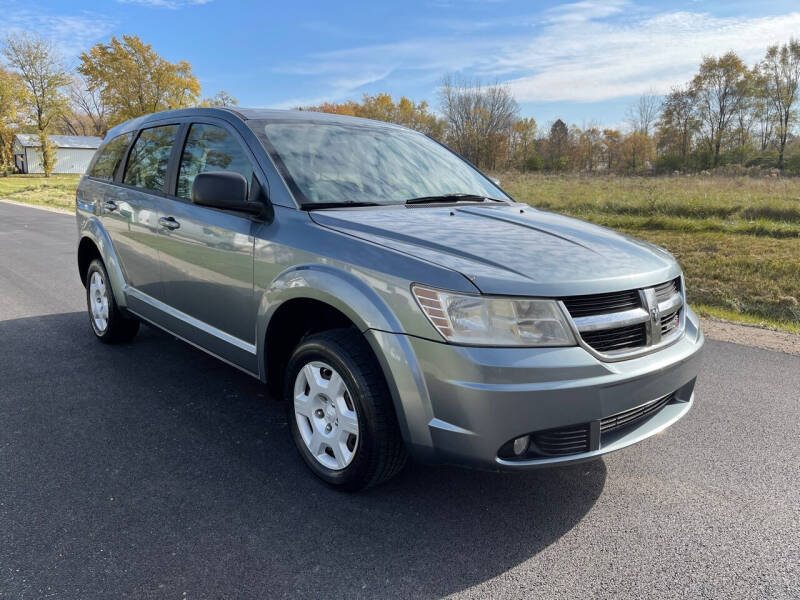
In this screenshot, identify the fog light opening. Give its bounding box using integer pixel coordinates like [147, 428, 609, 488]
[513, 435, 530, 456]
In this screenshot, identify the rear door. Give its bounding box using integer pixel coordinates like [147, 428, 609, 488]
[99, 124, 180, 302]
[155, 119, 262, 370]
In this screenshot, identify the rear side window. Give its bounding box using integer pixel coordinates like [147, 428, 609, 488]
[123, 125, 179, 192]
[177, 124, 254, 199]
[89, 133, 132, 180]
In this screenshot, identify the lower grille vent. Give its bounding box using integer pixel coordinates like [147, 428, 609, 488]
[531, 424, 590, 457]
[600, 392, 675, 435]
[499, 391, 679, 461]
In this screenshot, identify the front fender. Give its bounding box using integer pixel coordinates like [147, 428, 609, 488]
[257, 264, 434, 449]
[79, 216, 128, 309]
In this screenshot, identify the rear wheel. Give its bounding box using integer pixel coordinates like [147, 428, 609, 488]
[85, 259, 139, 343]
[285, 329, 407, 490]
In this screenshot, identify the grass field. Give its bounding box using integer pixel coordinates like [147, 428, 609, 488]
[499, 173, 800, 333]
[2, 172, 798, 332]
[0, 173, 79, 210]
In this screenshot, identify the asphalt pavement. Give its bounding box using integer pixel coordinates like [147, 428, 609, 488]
[1, 201, 798, 599]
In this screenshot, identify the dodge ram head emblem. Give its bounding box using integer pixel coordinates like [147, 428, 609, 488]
[642, 288, 662, 344]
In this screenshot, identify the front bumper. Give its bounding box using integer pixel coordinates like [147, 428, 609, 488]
[368, 306, 704, 470]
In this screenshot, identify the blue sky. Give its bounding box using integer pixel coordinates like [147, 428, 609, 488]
[5, 0, 800, 127]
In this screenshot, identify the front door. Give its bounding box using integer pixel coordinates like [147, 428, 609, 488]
[156, 122, 261, 371]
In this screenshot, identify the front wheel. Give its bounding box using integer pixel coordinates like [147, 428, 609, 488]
[285, 329, 407, 490]
[85, 259, 140, 343]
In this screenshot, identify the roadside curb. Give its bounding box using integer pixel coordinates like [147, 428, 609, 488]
[0, 198, 72, 215]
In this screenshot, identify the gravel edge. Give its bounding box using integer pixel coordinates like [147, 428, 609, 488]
[701, 317, 800, 356]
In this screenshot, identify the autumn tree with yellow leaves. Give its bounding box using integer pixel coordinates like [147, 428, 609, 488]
[78, 35, 201, 127]
[0, 66, 26, 173]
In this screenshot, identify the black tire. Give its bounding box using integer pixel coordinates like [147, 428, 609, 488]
[285, 328, 407, 490]
[85, 259, 140, 344]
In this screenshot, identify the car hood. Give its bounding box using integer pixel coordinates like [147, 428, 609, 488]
[309, 203, 680, 296]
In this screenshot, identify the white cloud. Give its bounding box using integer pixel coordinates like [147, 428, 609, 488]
[116, 0, 212, 8]
[275, 4, 800, 105]
[502, 10, 800, 102]
[0, 9, 116, 59]
[544, 0, 629, 24]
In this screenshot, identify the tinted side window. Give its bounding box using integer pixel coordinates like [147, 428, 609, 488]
[123, 125, 179, 192]
[89, 133, 132, 180]
[177, 124, 254, 199]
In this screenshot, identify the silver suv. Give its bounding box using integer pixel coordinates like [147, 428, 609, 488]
[76, 108, 704, 490]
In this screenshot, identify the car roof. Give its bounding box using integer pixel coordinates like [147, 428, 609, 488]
[103, 107, 406, 141]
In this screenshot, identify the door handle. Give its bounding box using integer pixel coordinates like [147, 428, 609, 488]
[103, 200, 118, 212]
[158, 216, 181, 231]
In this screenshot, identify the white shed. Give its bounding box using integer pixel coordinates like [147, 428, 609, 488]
[13, 134, 102, 174]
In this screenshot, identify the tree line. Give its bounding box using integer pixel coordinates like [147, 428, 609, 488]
[1, 31, 798, 177]
[302, 41, 800, 175]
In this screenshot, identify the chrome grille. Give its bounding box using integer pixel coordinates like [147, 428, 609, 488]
[581, 323, 647, 353]
[561, 277, 685, 360]
[654, 278, 681, 303]
[561, 289, 641, 317]
[660, 308, 680, 337]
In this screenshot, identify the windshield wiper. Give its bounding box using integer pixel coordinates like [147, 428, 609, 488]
[301, 201, 382, 210]
[404, 194, 506, 205]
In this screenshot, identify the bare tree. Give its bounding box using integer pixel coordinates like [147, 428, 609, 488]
[760, 38, 800, 168]
[202, 90, 239, 107]
[732, 83, 756, 159]
[2, 33, 69, 176]
[691, 52, 750, 167]
[62, 74, 108, 137]
[751, 67, 778, 151]
[657, 85, 699, 167]
[439, 75, 518, 170]
[626, 90, 661, 137]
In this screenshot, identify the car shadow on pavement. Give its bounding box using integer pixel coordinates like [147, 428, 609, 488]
[1, 311, 606, 599]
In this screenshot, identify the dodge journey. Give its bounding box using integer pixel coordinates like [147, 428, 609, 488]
[76, 108, 704, 489]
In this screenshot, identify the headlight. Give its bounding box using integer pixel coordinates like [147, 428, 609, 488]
[412, 285, 576, 347]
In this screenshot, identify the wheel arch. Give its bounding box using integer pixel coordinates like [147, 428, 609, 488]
[78, 218, 128, 308]
[258, 264, 404, 384]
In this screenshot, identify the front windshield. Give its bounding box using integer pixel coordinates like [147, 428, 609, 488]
[255, 121, 509, 206]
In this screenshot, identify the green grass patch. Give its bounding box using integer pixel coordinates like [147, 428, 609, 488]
[0, 174, 81, 210]
[693, 304, 800, 335]
[499, 172, 800, 227]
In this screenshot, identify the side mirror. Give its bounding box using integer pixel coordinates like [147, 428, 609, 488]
[191, 171, 263, 215]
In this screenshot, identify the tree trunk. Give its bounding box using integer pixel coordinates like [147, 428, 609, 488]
[38, 130, 55, 178]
